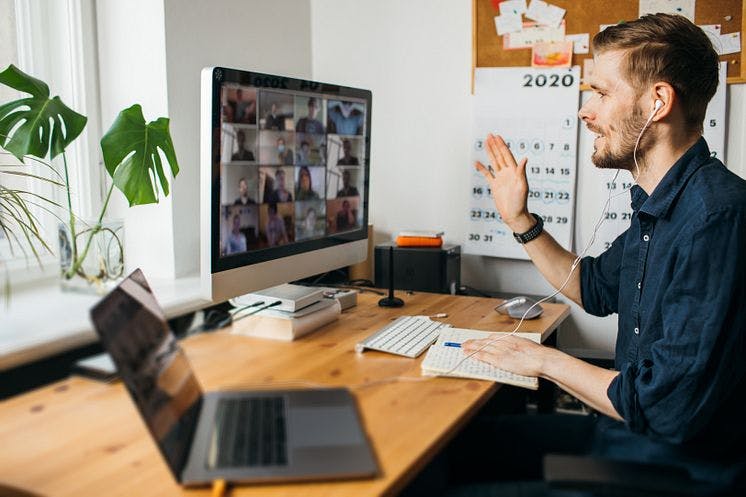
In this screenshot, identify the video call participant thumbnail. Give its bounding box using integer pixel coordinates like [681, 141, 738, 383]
[221, 205, 258, 256]
[328, 197, 359, 233]
[295, 166, 324, 201]
[260, 92, 294, 131]
[224, 87, 256, 125]
[234, 177, 255, 206]
[261, 202, 293, 247]
[336, 138, 360, 166]
[295, 97, 325, 134]
[295, 200, 326, 241]
[262, 167, 293, 203]
[296, 133, 326, 166]
[337, 169, 359, 197]
[327, 100, 364, 135]
[231, 129, 255, 162]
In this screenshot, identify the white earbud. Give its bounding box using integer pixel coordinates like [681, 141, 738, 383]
[654, 99, 664, 111]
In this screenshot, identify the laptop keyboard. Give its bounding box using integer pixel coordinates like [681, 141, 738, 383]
[213, 396, 288, 467]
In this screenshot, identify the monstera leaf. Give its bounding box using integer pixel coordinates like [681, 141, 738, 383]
[100, 104, 179, 206]
[0, 64, 87, 161]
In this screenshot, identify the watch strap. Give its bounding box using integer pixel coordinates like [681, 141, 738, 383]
[513, 213, 544, 244]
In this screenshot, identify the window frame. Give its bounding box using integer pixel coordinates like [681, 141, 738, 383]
[1, 0, 105, 287]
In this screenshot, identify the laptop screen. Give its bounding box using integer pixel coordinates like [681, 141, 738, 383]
[90, 269, 203, 479]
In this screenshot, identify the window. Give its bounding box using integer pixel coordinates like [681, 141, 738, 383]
[0, 0, 104, 285]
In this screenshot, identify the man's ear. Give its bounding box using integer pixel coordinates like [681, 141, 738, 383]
[650, 82, 675, 121]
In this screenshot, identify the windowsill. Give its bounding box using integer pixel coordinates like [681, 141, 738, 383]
[0, 275, 210, 371]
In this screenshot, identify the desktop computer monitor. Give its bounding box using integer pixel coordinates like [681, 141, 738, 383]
[200, 67, 372, 302]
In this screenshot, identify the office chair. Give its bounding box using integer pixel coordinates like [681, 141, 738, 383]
[544, 454, 741, 497]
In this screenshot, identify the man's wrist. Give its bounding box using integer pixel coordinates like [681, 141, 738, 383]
[538, 347, 567, 381]
[506, 212, 535, 233]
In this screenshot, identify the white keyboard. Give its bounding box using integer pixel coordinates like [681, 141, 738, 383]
[355, 316, 451, 358]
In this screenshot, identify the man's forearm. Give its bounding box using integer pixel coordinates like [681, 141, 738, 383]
[509, 213, 582, 305]
[540, 347, 623, 421]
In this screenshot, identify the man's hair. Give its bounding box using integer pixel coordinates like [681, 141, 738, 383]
[592, 13, 718, 133]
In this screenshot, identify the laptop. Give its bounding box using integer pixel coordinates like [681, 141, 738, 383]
[89, 269, 378, 485]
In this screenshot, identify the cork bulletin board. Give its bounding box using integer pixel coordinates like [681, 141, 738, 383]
[472, 0, 746, 88]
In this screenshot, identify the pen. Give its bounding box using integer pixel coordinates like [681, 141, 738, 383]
[443, 342, 461, 348]
[212, 479, 227, 497]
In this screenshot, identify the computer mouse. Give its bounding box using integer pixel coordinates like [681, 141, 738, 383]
[495, 296, 543, 319]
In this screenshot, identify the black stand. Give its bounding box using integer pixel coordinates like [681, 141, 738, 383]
[378, 246, 404, 307]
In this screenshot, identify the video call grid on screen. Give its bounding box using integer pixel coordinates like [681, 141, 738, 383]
[210, 68, 370, 269]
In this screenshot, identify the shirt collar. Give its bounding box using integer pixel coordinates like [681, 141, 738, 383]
[637, 137, 711, 219]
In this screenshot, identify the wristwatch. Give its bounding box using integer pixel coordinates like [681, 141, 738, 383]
[513, 213, 544, 244]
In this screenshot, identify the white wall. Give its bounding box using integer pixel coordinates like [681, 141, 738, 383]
[96, 0, 313, 279]
[311, 0, 746, 355]
[162, 0, 313, 277]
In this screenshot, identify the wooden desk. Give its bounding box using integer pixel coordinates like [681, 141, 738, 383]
[0, 292, 569, 497]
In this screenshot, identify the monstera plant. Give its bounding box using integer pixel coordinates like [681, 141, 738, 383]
[0, 64, 179, 292]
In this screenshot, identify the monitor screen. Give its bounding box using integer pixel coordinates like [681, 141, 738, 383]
[201, 67, 371, 302]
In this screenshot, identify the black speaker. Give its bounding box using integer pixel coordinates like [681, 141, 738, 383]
[374, 243, 461, 294]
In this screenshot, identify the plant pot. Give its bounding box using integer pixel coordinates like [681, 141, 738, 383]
[59, 219, 125, 294]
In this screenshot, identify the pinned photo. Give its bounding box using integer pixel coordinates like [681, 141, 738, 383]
[532, 40, 573, 68]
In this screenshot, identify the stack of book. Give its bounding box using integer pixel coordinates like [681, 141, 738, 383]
[231, 284, 341, 341]
[395, 230, 444, 248]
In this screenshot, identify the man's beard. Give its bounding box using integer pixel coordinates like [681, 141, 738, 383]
[590, 105, 652, 172]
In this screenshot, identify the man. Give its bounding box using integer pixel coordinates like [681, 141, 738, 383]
[231, 129, 255, 162]
[233, 177, 255, 206]
[335, 199, 356, 231]
[296, 97, 324, 134]
[264, 102, 285, 130]
[276, 137, 293, 165]
[336, 139, 359, 166]
[336, 169, 359, 197]
[265, 203, 288, 247]
[327, 100, 364, 135]
[453, 13, 746, 494]
[266, 168, 292, 203]
[226, 214, 247, 255]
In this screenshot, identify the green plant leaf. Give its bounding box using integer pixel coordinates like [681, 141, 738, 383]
[100, 104, 179, 206]
[0, 64, 87, 161]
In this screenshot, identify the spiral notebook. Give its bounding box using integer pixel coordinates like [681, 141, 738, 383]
[420, 328, 539, 390]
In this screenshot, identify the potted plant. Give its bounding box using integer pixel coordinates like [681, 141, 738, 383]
[0, 64, 179, 293]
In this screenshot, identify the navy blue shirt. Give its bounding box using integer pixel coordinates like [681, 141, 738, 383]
[580, 138, 746, 484]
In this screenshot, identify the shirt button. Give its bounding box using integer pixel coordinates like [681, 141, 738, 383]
[637, 282, 641, 289]
[634, 327, 640, 335]
[643, 234, 650, 242]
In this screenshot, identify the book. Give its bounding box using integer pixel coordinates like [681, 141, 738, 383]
[231, 299, 341, 341]
[420, 328, 539, 390]
[396, 230, 444, 248]
[231, 283, 325, 312]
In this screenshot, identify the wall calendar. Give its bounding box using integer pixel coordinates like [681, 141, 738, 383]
[467, 67, 580, 259]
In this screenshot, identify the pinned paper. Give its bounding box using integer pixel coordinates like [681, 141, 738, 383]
[639, 0, 695, 22]
[699, 24, 722, 52]
[504, 21, 565, 50]
[565, 33, 590, 54]
[494, 14, 523, 36]
[500, 0, 527, 16]
[491, 0, 503, 10]
[719, 32, 741, 55]
[525, 0, 566, 29]
[583, 58, 595, 84]
[532, 40, 573, 67]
